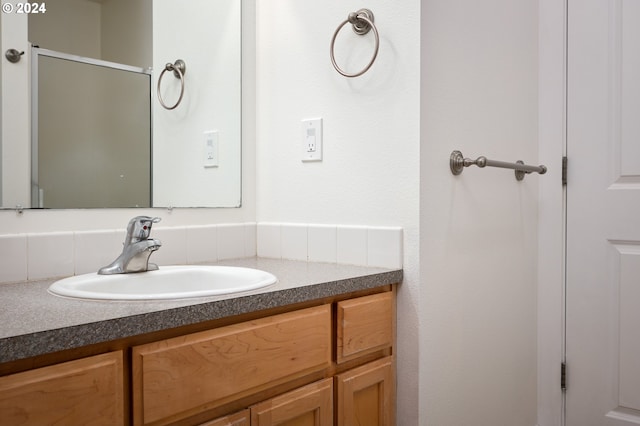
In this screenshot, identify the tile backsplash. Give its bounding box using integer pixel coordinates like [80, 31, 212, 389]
[257, 223, 403, 269]
[0, 222, 402, 284]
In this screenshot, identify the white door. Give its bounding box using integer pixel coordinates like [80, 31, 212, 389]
[566, 0, 640, 425]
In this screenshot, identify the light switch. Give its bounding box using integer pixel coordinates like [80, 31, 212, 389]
[301, 118, 322, 162]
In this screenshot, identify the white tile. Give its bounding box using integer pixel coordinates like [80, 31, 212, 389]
[308, 225, 337, 263]
[151, 226, 187, 266]
[257, 223, 282, 259]
[0, 234, 28, 283]
[281, 224, 308, 261]
[367, 227, 403, 269]
[337, 226, 368, 266]
[186, 225, 218, 264]
[74, 230, 122, 275]
[28, 232, 75, 280]
[217, 224, 246, 260]
[244, 223, 257, 257]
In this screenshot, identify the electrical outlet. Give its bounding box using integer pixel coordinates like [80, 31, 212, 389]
[301, 118, 322, 162]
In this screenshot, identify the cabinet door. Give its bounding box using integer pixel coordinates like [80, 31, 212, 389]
[200, 409, 250, 426]
[0, 351, 124, 426]
[133, 305, 331, 425]
[336, 292, 393, 364]
[251, 378, 333, 426]
[336, 356, 394, 426]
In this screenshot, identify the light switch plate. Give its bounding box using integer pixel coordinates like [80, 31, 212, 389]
[301, 118, 322, 162]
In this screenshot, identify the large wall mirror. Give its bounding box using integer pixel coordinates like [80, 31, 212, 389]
[0, 0, 242, 209]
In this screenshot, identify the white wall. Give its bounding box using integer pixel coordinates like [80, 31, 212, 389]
[420, 0, 539, 425]
[255, 1, 421, 424]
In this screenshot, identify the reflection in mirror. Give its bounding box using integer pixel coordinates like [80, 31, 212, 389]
[33, 49, 151, 208]
[0, 0, 241, 209]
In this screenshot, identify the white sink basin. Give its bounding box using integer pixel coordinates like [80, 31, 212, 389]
[48, 265, 277, 301]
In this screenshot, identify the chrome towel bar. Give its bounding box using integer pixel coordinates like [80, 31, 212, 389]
[450, 150, 547, 181]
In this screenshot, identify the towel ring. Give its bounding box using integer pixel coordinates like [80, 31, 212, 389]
[157, 59, 186, 110]
[330, 9, 379, 78]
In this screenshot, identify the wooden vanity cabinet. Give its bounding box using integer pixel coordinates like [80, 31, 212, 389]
[203, 290, 396, 426]
[0, 351, 125, 426]
[0, 286, 395, 426]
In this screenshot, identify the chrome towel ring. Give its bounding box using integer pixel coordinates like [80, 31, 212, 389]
[157, 59, 186, 110]
[330, 9, 379, 78]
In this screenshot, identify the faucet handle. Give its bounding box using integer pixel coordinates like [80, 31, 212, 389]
[126, 216, 161, 243]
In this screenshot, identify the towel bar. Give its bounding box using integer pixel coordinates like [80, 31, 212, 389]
[450, 150, 547, 181]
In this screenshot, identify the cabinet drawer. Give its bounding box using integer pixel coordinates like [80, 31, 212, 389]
[337, 292, 393, 363]
[133, 305, 331, 425]
[0, 351, 124, 426]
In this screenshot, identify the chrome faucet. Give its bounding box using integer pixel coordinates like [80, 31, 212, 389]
[98, 216, 162, 275]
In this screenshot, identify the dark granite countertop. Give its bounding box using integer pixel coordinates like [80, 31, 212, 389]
[0, 258, 402, 363]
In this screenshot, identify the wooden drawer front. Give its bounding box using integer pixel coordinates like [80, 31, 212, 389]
[337, 292, 393, 363]
[250, 378, 333, 426]
[133, 305, 331, 425]
[0, 351, 124, 426]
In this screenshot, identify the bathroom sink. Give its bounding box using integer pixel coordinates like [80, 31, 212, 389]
[48, 265, 277, 301]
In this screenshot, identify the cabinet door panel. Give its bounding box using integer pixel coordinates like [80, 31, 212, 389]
[133, 305, 331, 425]
[0, 351, 124, 426]
[251, 378, 333, 426]
[336, 356, 394, 426]
[337, 292, 393, 363]
[200, 409, 250, 426]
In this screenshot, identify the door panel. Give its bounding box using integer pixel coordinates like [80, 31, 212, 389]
[567, 0, 640, 424]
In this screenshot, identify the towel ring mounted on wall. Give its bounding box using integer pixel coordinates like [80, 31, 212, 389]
[157, 59, 186, 110]
[330, 9, 379, 78]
